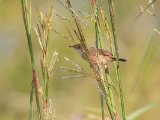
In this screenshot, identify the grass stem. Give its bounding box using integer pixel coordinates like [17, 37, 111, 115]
[21, 0, 42, 119]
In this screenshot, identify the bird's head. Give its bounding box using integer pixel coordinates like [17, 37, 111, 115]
[69, 44, 82, 49]
[69, 44, 84, 55]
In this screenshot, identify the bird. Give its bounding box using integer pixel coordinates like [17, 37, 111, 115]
[69, 44, 126, 69]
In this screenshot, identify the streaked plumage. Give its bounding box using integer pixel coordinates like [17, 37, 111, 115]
[69, 44, 126, 69]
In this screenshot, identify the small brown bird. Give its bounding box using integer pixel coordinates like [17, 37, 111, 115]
[69, 44, 126, 69]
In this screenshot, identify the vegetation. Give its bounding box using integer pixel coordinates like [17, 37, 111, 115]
[0, 0, 159, 120]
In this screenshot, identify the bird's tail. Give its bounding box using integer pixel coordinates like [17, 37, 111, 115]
[113, 58, 127, 62]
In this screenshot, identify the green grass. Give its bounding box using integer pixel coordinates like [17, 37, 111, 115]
[21, 0, 42, 119]
[20, 0, 159, 120]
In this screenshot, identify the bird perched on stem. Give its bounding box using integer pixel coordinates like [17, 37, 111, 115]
[69, 44, 126, 69]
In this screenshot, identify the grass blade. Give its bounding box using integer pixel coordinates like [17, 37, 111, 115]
[21, 0, 42, 119]
[107, 0, 127, 119]
[127, 103, 157, 120]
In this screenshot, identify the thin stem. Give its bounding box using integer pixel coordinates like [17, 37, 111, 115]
[107, 0, 127, 119]
[21, 0, 42, 119]
[94, 1, 116, 119]
[105, 69, 115, 113]
[29, 81, 34, 120]
[100, 94, 105, 120]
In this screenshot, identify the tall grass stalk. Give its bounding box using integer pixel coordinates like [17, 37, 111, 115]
[21, 0, 42, 120]
[100, 5, 117, 114]
[93, 1, 116, 119]
[100, 94, 105, 120]
[64, 0, 116, 119]
[107, 0, 126, 119]
[93, 2, 105, 120]
[58, 0, 128, 119]
[36, 8, 57, 120]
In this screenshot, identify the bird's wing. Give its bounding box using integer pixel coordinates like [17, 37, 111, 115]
[97, 48, 113, 57]
[88, 47, 97, 56]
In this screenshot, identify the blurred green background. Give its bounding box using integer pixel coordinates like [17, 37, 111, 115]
[0, 0, 160, 120]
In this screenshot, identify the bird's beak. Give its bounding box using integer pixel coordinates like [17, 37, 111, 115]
[68, 45, 73, 48]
